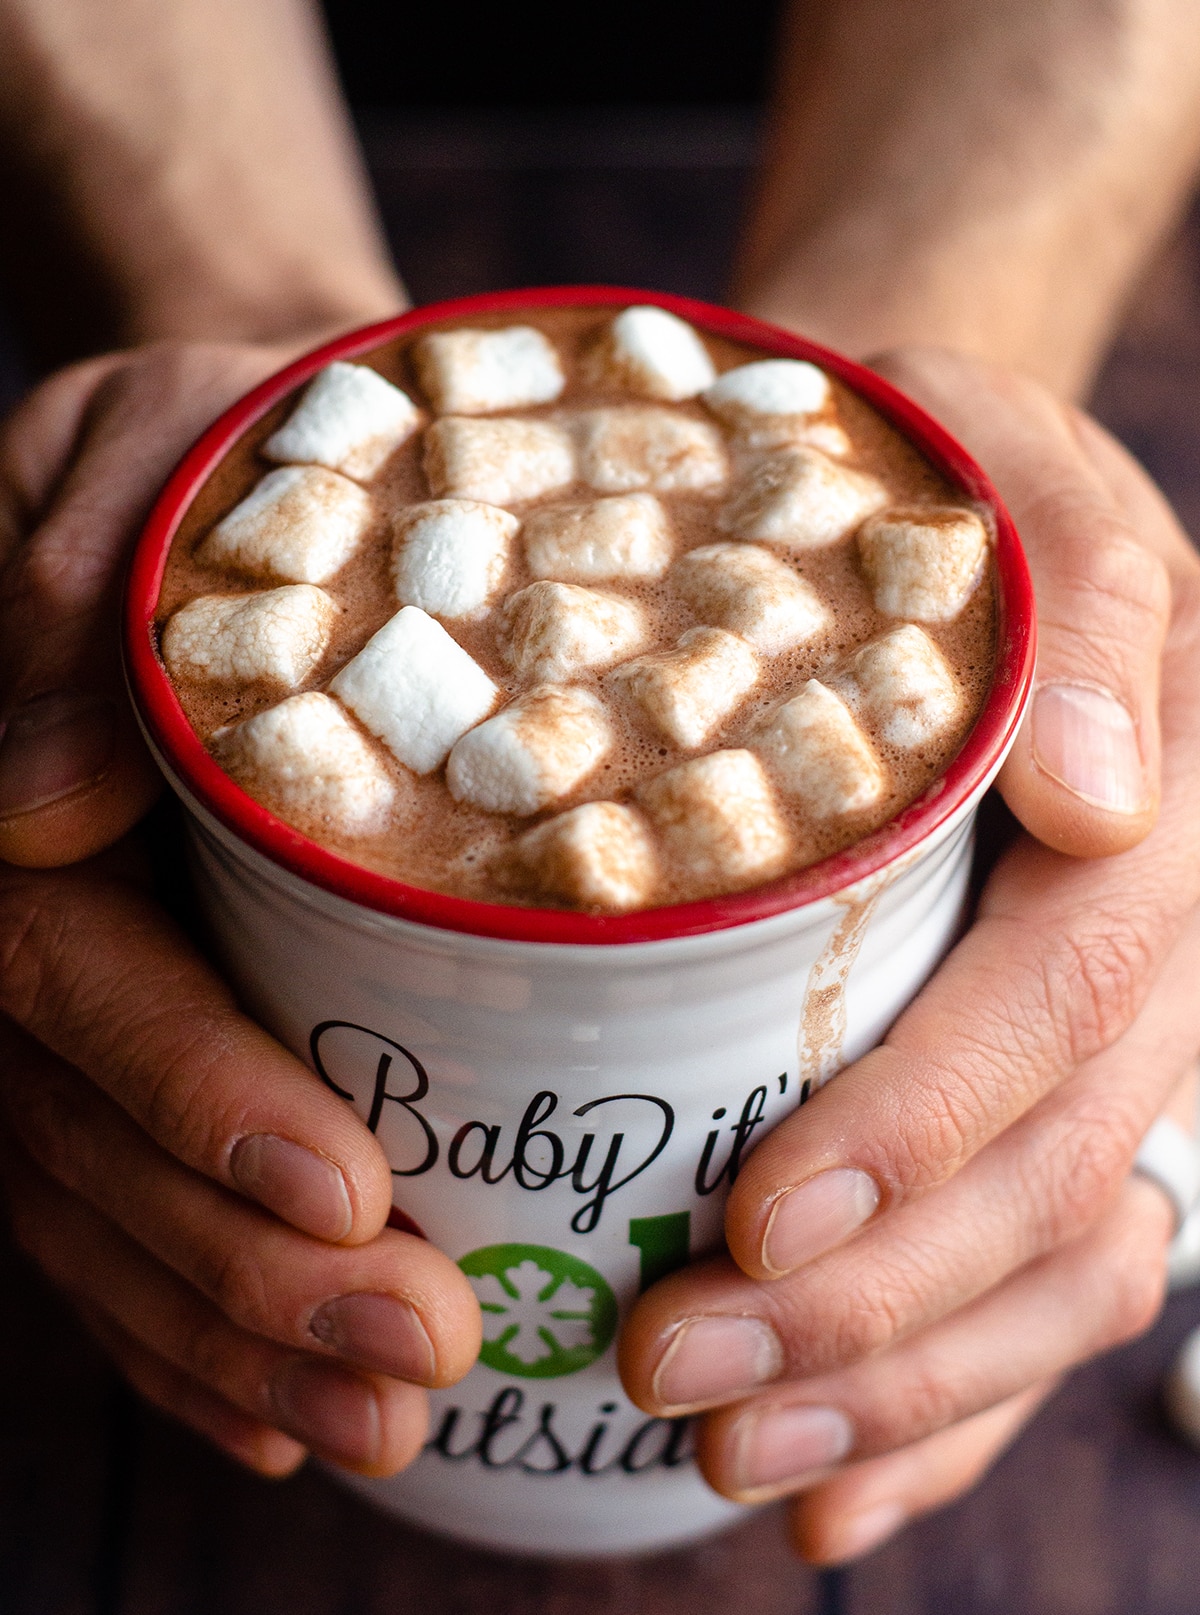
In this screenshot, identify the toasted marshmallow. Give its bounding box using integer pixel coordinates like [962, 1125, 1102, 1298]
[575, 407, 727, 495]
[414, 326, 564, 414]
[392, 499, 518, 618]
[673, 542, 828, 654]
[500, 581, 645, 683]
[446, 686, 611, 815]
[639, 749, 789, 896]
[162, 585, 336, 690]
[588, 307, 716, 401]
[834, 625, 963, 748]
[262, 362, 420, 482]
[424, 416, 575, 505]
[857, 506, 989, 622]
[200, 466, 373, 584]
[213, 692, 395, 834]
[719, 447, 887, 548]
[330, 605, 498, 774]
[608, 625, 758, 749]
[755, 680, 886, 817]
[523, 493, 673, 582]
[499, 801, 657, 911]
[702, 359, 833, 449]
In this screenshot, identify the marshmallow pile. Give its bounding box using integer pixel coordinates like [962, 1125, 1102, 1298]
[164, 307, 991, 913]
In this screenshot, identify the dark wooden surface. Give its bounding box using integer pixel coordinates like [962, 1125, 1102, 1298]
[3, 107, 1200, 1614]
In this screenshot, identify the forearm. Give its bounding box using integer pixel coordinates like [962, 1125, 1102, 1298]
[0, 0, 403, 351]
[734, 0, 1200, 396]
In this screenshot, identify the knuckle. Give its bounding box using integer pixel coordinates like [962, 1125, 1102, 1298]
[203, 1241, 273, 1334]
[1040, 917, 1153, 1067]
[1042, 1111, 1142, 1244]
[1102, 1244, 1167, 1349]
[0, 882, 68, 1028]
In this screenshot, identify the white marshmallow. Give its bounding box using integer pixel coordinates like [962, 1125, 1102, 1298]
[639, 749, 789, 896]
[262, 362, 421, 481]
[857, 506, 989, 622]
[703, 359, 832, 450]
[719, 447, 888, 548]
[672, 542, 828, 654]
[575, 407, 727, 495]
[499, 801, 657, 912]
[446, 686, 611, 815]
[161, 585, 336, 690]
[414, 326, 565, 414]
[213, 692, 395, 835]
[392, 499, 518, 618]
[200, 465, 374, 584]
[833, 625, 963, 748]
[329, 605, 499, 774]
[608, 625, 758, 749]
[424, 416, 575, 505]
[523, 493, 673, 582]
[754, 680, 886, 817]
[500, 581, 646, 683]
[588, 307, 716, 401]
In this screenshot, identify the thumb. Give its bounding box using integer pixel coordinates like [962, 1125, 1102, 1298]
[0, 344, 277, 868]
[871, 348, 1166, 858]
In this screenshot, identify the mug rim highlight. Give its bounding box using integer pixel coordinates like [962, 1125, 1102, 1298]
[124, 285, 1036, 946]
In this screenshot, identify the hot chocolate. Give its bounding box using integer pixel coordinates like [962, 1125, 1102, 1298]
[156, 304, 996, 912]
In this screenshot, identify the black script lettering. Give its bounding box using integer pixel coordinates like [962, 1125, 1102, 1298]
[569, 1094, 675, 1234]
[695, 1084, 770, 1196]
[512, 1405, 573, 1475]
[427, 1405, 479, 1462]
[576, 1402, 622, 1477]
[476, 1387, 528, 1469]
[512, 1090, 565, 1189]
[448, 1120, 511, 1184]
[619, 1417, 689, 1474]
[310, 1022, 438, 1176]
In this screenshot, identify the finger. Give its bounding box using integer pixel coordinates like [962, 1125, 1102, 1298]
[0, 1031, 481, 1387]
[0, 344, 278, 867]
[790, 1383, 1052, 1565]
[694, 1177, 1169, 1502]
[0, 862, 397, 1244]
[873, 348, 1187, 856]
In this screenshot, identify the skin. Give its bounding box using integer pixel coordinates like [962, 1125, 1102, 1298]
[1, 0, 1199, 1563]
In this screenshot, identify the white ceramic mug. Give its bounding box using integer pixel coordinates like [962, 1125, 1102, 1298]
[125, 288, 1035, 1557]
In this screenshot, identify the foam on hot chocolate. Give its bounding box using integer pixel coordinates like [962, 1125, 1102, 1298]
[157, 304, 996, 913]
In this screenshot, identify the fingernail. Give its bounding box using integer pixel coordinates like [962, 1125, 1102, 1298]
[1031, 682, 1148, 813]
[0, 691, 116, 817]
[229, 1134, 353, 1242]
[269, 1356, 380, 1466]
[732, 1403, 854, 1495]
[653, 1315, 783, 1410]
[762, 1169, 880, 1275]
[830, 1500, 908, 1561]
[309, 1293, 436, 1383]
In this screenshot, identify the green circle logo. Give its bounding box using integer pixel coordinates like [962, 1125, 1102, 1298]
[460, 1243, 618, 1379]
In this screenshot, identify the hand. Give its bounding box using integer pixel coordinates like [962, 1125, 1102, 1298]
[619, 349, 1200, 1561]
[0, 344, 481, 1476]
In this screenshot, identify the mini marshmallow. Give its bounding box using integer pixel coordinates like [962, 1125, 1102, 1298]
[754, 680, 886, 817]
[719, 447, 887, 548]
[501, 581, 645, 683]
[498, 801, 657, 912]
[833, 625, 963, 748]
[424, 417, 575, 505]
[639, 749, 789, 896]
[200, 465, 373, 584]
[414, 326, 565, 414]
[672, 542, 828, 654]
[588, 306, 716, 401]
[702, 359, 832, 449]
[213, 692, 395, 834]
[608, 625, 758, 749]
[262, 362, 421, 481]
[161, 585, 336, 690]
[523, 493, 673, 582]
[575, 407, 727, 495]
[857, 506, 989, 622]
[446, 686, 611, 815]
[392, 499, 518, 618]
[330, 604, 498, 773]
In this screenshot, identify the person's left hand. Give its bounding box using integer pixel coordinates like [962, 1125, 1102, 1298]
[619, 349, 1200, 1563]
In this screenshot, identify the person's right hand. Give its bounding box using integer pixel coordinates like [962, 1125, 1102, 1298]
[0, 343, 482, 1477]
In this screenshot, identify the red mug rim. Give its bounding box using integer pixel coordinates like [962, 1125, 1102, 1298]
[124, 286, 1036, 946]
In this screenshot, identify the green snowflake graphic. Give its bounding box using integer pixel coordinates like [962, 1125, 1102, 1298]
[460, 1243, 618, 1379]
